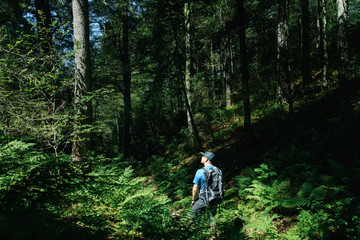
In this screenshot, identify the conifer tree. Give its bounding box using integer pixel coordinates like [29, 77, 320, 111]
[237, 0, 251, 131]
[122, 0, 132, 159]
[336, 0, 349, 86]
[300, 0, 311, 86]
[276, 0, 293, 113]
[71, 0, 92, 162]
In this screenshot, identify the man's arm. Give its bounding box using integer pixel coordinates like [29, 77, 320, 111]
[191, 184, 198, 206]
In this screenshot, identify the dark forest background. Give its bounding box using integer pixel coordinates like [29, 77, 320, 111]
[0, 0, 359, 239]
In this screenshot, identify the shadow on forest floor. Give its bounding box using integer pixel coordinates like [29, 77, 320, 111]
[2, 79, 359, 240]
[183, 78, 360, 197]
[0, 208, 109, 240]
[0, 209, 107, 240]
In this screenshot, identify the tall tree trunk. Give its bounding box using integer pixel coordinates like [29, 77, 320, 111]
[184, 2, 202, 150]
[317, 0, 328, 88]
[210, 41, 216, 105]
[183, 86, 203, 151]
[300, 0, 311, 86]
[122, 0, 132, 159]
[237, 0, 251, 131]
[222, 32, 232, 108]
[71, 0, 92, 162]
[35, 0, 52, 55]
[184, 2, 192, 134]
[277, 0, 293, 114]
[336, 0, 349, 87]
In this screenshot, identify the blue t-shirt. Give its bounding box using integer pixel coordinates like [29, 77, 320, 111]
[193, 165, 222, 195]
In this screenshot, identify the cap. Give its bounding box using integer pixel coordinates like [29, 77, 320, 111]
[201, 151, 215, 161]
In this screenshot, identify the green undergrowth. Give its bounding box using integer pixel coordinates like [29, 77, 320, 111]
[0, 141, 222, 239]
[143, 80, 360, 239]
[1, 81, 360, 239]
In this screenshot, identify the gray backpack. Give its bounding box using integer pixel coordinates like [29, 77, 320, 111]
[199, 167, 224, 206]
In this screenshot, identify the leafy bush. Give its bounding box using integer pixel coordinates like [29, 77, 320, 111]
[234, 163, 360, 239]
[295, 209, 329, 239]
[57, 156, 180, 239]
[0, 28, 74, 152]
[1, 140, 359, 239]
[0, 142, 195, 239]
[0, 141, 75, 209]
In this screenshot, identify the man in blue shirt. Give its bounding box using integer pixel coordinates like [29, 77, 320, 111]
[190, 151, 222, 224]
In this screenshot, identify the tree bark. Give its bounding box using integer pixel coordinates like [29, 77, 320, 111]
[277, 0, 293, 114]
[122, 0, 132, 159]
[336, 0, 349, 87]
[71, 0, 92, 162]
[317, 0, 328, 88]
[184, 1, 202, 150]
[222, 32, 233, 108]
[210, 41, 216, 105]
[237, 0, 251, 131]
[300, 0, 311, 86]
[184, 2, 192, 134]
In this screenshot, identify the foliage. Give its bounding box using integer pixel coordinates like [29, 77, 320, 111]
[0, 141, 75, 209]
[0, 141, 216, 240]
[1, 0, 360, 239]
[0, 26, 73, 155]
[233, 161, 360, 239]
[61, 162, 172, 238]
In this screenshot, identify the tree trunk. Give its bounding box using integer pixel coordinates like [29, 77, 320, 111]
[317, 0, 328, 88]
[237, 0, 251, 131]
[184, 2, 202, 150]
[336, 0, 349, 87]
[210, 41, 216, 105]
[300, 0, 311, 86]
[183, 86, 203, 151]
[222, 32, 232, 108]
[184, 2, 192, 134]
[122, 0, 132, 159]
[71, 0, 92, 162]
[277, 0, 293, 114]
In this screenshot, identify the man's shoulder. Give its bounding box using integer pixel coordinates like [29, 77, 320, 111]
[196, 166, 222, 174]
[193, 168, 206, 184]
[205, 165, 221, 170]
[205, 166, 222, 175]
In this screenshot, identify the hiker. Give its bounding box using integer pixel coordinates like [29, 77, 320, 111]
[190, 151, 223, 225]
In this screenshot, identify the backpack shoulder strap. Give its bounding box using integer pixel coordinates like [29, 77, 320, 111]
[202, 167, 210, 173]
[203, 166, 220, 172]
[213, 166, 222, 175]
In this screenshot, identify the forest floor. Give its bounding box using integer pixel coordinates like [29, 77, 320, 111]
[1, 77, 359, 240]
[182, 77, 360, 191]
[143, 76, 360, 238]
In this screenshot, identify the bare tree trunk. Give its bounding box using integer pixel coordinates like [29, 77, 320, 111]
[71, 0, 92, 162]
[183, 86, 203, 151]
[184, 2, 193, 134]
[277, 0, 293, 114]
[336, 0, 349, 87]
[222, 32, 232, 108]
[210, 41, 216, 105]
[184, 1, 202, 150]
[317, 0, 328, 88]
[237, 0, 251, 131]
[300, 0, 311, 86]
[122, 0, 132, 159]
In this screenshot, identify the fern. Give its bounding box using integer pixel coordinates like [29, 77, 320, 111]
[60, 161, 174, 239]
[244, 177, 292, 212]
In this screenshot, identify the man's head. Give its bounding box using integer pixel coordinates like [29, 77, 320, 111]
[201, 152, 215, 162]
